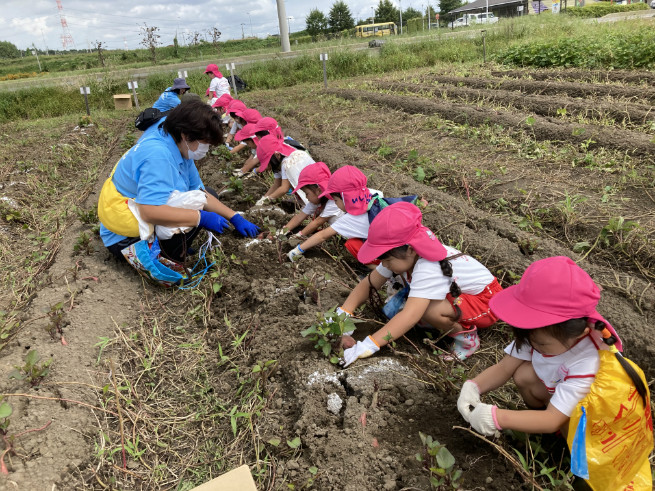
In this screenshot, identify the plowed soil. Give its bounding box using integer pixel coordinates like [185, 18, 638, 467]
[1, 65, 654, 491]
[492, 68, 655, 85]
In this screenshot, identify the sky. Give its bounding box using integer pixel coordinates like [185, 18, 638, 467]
[3, 0, 440, 52]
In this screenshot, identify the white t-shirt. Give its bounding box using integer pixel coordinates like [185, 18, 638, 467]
[230, 121, 242, 136]
[505, 332, 604, 416]
[330, 188, 383, 239]
[301, 200, 345, 225]
[280, 150, 314, 205]
[376, 246, 494, 300]
[209, 77, 231, 98]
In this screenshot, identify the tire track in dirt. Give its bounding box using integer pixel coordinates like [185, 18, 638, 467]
[419, 74, 655, 104]
[247, 98, 655, 379]
[324, 88, 655, 157]
[492, 69, 655, 85]
[373, 81, 655, 126]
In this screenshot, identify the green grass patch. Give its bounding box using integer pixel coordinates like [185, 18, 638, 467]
[564, 1, 650, 17]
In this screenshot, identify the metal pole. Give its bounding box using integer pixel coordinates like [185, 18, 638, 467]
[32, 45, 42, 72]
[482, 30, 487, 64]
[81, 87, 90, 116]
[276, 0, 291, 52]
[428, 5, 431, 30]
[227, 63, 238, 96]
[248, 12, 254, 37]
[399, 0, 403, 34]
[321, 53, 328, 89]
[130, 81, 140, 109]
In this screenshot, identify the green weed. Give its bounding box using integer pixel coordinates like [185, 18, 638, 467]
[301, 307, 360, 364]
[9, 349, 51, 386]
[416, 432, 463, 489]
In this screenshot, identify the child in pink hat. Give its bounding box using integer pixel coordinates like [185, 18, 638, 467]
[227, 108, 262, 157]
[279, 162, 345, 237]
[457, 256, 628, 437]
[224, 100, 247, 146]
[205, 64, 230, 106]
[254, 134, 315, 207]
[287, 165, 383, 263]
[338, 201, 501, 367]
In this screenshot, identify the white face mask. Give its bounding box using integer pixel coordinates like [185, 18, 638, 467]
[185, 140, 209, 160]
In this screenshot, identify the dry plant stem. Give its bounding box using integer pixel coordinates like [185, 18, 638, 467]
[1, 393, 117, 416]
[453, 426, 544, 491]
[1, 420, 52, 475]
[109, 359, 127, 470]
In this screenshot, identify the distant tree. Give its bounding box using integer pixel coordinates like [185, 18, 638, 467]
[306, 8, 329, 39]
[0, 41, 19, 59]
[189, 31, 202, 58]
[207, 27, 221, 57]
[93, 40, 105, 67]
[375, 0, 400, 23]
[439, 0, 465, 16]
[173, 35, 179, 58]
[403, 7, 423, 19]
[140, 23, 160, 65]
[328, 1, 355, 33]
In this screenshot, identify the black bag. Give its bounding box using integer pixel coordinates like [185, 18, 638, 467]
[284, 137, 306, 152]
[135, 107, 168, 131]
[226, 75, 247, 91]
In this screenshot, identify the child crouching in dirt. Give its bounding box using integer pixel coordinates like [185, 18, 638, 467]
[457, 256, 652, 489]
[281, 162, 345, 237]
[254, 135, 315, 207]
[286, 165, 383, 264]
[338, 202, 501, 366]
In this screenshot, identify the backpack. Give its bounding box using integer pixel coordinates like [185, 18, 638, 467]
[367, 195, 418, 223]
[226, 75, 247, 91]
[135, 107, 169, 131]
[284, 137, 307, 152]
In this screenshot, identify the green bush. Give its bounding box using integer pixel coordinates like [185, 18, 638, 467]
[494, 25, 655, 68]
[564, 2, 649, 18]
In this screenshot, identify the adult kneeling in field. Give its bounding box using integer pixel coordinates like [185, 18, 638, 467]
[98, 99, 259, 265]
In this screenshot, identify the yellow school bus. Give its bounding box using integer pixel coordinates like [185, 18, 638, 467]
[355, 22, 397, 37]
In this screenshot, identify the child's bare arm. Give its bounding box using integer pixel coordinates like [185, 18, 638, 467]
[230, 143, 247, 155]
[283, 212, 309, 233]
[267, 180, 291, 200]
[342, 269, 387, 314]
[300, 216, 330, 236]
[298, 226, 337, 252]
[370, 296, 430, 347]
[472, 355, 524, 394]
[496, 405, 569, 434]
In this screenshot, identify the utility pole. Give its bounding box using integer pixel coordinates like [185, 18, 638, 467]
[276, 0, 291, 52]
[41, 30, 49, 55]
[247, 12, 254, 37]
[31, 44, 42, 72]
[399, 0, 403, 34]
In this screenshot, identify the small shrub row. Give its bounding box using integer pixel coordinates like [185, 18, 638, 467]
[564, 2, 649, 18]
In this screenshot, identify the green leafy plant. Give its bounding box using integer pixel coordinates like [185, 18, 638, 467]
[295, 273, 330, 307]
[75, 205, 98, 224]
[9, 350, 51, 386]
[223, 176, 244, 195]
[45, 302, 65, 341]
[301, 307, 360, 364]
[416, 432, 462, 489]
[73, 231, 94, 255]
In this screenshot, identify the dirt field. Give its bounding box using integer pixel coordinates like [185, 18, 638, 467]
[0, 65, 653, 490]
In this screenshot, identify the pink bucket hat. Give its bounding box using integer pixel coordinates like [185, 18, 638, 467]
[254, 117, 284, 139]
[319, 165, 371, 215]
[489, 256, 622, 351]
[204, 63, 223, 78]
[358, 202, 447, 264]
[239, 108, 262, 124]
[256, 134, 296, 172]
[226, 100, 246, 115]
[212, 93, 233, 109]
[234, 123, 258, 142]
[292, 162, 332, 195]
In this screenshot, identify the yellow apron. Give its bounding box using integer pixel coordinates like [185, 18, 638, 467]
[97, 161, 139, 237]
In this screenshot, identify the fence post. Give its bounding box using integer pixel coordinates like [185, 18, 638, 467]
[128, 81, 140, 109]
[80, 87, 91, 115]
[226, 63, 238, 96]
[178, 70, 188, 78]
[320, 53, 328, 89]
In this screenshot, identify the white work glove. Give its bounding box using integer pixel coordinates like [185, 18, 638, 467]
[232, 169, 245, 177]
[340, 336, 380, 368]
[287, 245, 304, 262]
[469, 403, 501, 437]
[335, 307, 354, 336]
[275, 228, 290, 238]
[457, 380, 481, 423]
[255, 196, 270, 207]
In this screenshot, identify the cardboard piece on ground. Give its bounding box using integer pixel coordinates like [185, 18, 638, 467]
[188, 465, 257, 491]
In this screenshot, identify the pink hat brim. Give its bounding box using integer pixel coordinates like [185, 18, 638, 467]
[358, 224, 447, 264]
[489, 289, 623, 351]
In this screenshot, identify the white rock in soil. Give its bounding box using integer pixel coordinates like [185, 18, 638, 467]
[327, 392, 343, 415]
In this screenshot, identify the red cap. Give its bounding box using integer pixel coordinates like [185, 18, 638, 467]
[256, 134, 296, 172]
[292, 162, 331, 195]
[234, 123, 258, 142]
[489, 256, 622, 351]
[226, 100, 246, 115]
[319, 165, 371, 215]
[204, 63, 223, 78]
[254, 117, 284, 139]
[211, 93, 233, 109]
[358, 202, 447, 264]
[240, 108, 262, 124]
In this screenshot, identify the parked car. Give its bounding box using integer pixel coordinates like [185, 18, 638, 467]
[650, 0, 655, 9]
[449, 12, 499, 28]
